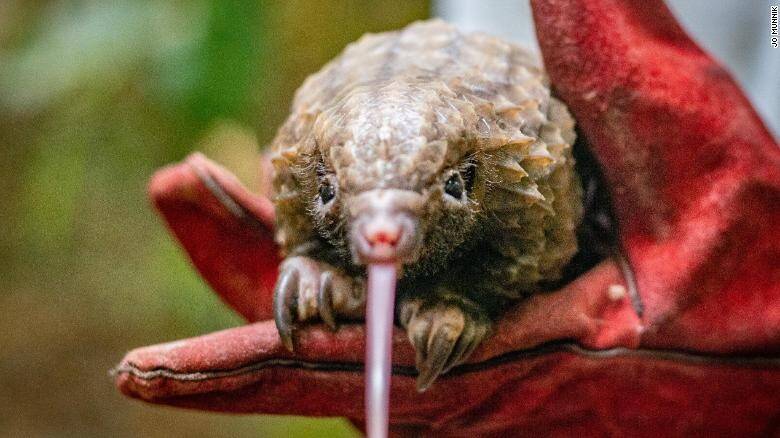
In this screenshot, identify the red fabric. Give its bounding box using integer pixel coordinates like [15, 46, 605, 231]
[148, 152, 280, 322]
[114, 1, 780, 435]
[533, 0, 780, 355]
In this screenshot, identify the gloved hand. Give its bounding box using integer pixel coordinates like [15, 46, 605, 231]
[114, 1, 780, 435]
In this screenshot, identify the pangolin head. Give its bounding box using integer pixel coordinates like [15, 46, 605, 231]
[300, 78, 485, 271]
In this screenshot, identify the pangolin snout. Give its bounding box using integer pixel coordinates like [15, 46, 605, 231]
[349, 189, 423, 264]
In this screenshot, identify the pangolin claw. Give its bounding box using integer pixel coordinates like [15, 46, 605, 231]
[417, 324, 458, 391]
[318, 271, 338, 331]
[401, 296, 491, 392]
[273, 267, 300, 352]
[272, 256, 367, 349]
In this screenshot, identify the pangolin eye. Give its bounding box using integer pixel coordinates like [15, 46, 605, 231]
[444, 173, 464, 199]
[319, 180, 336, 204]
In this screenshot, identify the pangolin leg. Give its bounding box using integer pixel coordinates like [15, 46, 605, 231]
[273, 256, 366, 351]
[399, 295, 491, 392]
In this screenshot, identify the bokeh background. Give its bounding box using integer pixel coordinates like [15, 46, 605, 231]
[1, 1, 776, 437]
[0, 1, 428, 436]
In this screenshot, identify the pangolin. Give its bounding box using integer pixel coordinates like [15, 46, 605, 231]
[270, 19, 583, 393]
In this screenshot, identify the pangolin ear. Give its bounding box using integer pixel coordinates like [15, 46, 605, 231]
[148, 152, 281, 322]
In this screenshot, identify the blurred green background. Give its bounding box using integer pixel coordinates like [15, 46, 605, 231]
[0, 1, 429, 436]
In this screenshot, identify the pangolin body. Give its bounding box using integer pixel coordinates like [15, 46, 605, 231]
[271, 19, 583, 389]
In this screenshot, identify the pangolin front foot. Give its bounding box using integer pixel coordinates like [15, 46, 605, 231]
[398, 294, 491, 392]
[273, 256, 365, 351]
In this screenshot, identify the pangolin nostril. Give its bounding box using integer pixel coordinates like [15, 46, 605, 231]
[347, 189, 424, 264]
[362, 220, 402, 247]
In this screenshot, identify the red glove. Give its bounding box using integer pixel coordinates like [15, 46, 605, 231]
[114, 0, 780, 435]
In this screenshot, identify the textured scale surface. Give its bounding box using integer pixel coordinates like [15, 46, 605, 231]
[271, 19, 582, 294]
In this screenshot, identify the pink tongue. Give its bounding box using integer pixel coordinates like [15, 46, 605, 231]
[365, 263, 398, 438]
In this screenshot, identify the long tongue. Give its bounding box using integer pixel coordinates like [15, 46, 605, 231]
[365, 263, 398, 438]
